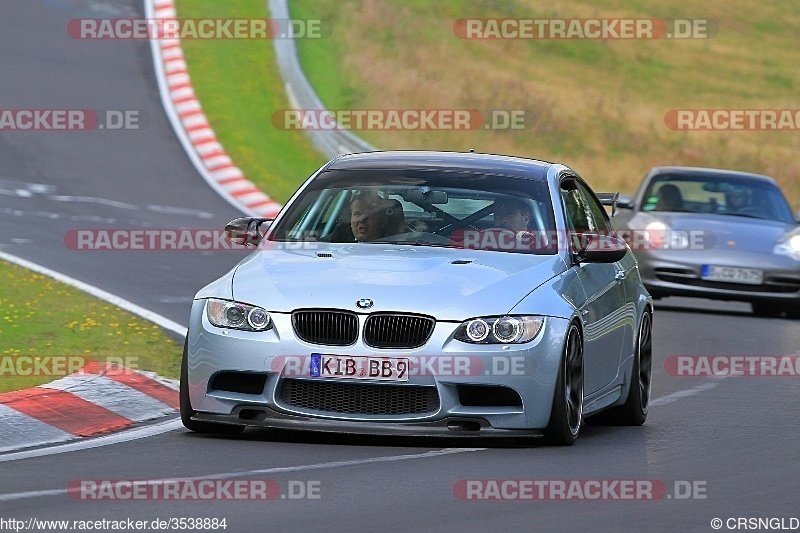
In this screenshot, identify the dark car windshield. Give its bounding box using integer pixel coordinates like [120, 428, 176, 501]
[268, 169, 558, 254]
[641, 174, 796, 223]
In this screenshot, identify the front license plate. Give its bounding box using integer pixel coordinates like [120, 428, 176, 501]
[701, 265, 764, 285]
[310, 354, 409, 382]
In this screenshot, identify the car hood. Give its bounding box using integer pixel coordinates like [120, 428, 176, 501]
[231, 244, 567, 320]
[628, 212, 795, 253]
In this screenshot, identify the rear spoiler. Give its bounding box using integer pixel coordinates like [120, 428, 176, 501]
[596, 193, 620, 216]
[597, 192, 635, 216]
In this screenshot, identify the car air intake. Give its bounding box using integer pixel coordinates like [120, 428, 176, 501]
[279, 379, 440, 415]
[292, 310, 359, 346]
[209, 372, 268, 395]
[363, 313, 435, 349]
[457, 385, 523, 407]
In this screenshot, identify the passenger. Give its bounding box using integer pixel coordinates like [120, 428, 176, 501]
[453, 197, 538, 251]
[492, 198, 532, 232]
[383, 199, 409, 236]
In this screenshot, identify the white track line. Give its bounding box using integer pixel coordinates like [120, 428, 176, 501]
[0, 447, 483, 501]
[0, 250, 187, 338]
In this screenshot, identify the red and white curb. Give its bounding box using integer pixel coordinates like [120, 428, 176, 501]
[2, 1, 281, 454]
[147, 0, 282, 218]
[0, 363, 178, 453]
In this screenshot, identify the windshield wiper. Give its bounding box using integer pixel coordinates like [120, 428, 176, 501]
[717, 212, 768, 220]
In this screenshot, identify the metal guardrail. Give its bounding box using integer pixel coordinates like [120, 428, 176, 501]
[268, 0, 378, 159]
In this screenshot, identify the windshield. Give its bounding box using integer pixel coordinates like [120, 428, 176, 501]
[268, 169, 558, 254]
[641, 174, 795, 223]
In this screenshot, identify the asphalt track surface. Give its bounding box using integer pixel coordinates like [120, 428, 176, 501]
[1, 2, 799, 532]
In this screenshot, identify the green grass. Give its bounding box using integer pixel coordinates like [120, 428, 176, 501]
[175, 0, 326, 203]
[0, 260, 182, 393]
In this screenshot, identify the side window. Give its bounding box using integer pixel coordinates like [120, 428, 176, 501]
[577, 184, 611, 232]
[560, 188, 588, 232]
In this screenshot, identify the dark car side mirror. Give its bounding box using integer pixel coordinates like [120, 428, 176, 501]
[225, 217, 273, 246]
[573, 233, 628, 264]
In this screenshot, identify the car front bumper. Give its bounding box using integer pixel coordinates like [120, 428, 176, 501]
[185, 299, 570, 433]
[635, 248, 800, 303]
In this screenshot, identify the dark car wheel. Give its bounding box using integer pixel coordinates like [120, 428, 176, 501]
[587, 311, 652, 426]
[180, 338, 244, 435]
[543, 323, 583, 446]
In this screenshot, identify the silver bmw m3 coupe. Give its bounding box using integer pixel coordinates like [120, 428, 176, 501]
[181, 151, 653, 445]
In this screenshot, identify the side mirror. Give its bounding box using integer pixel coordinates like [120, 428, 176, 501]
[225, 217, 273, 246]
[574, 234, 628, 263]
[616, 195, 635, 210]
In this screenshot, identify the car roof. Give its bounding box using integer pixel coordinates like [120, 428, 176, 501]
[325, 150, 554, 180]
[648, 166, 777, 185]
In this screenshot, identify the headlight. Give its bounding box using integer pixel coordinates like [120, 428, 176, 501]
[790, 235, 800, 253]
[644, 221, 668, 249]
[454, 316, 544, 344]
[206, 298, 272, 331]
[642, 221, 691, 250]
[773, 232, 800, 260]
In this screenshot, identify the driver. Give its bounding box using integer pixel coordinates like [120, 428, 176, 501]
[350, 191, 390, 242]
[725, 186, 749, 214]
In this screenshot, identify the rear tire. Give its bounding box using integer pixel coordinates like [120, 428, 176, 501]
[587, 311, 652, 426]
[180, 338, 244, 435]
[543, 323, 583, 446]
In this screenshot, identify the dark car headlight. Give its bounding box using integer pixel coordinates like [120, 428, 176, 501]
[206, 298, 272, 331]
[454, 316, 544, 344]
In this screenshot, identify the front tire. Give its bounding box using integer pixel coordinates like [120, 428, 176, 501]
[180, 338, 244, 435]
[543, 323, 583, 446]
[587, 310, 652, 426]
